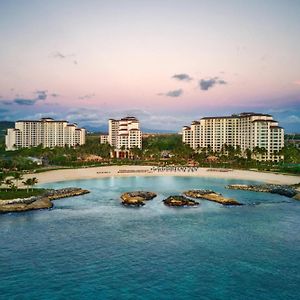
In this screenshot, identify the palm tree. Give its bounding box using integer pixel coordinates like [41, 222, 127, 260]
[0, 173, 6, 190]
[13, 172, 23, 189]
[22, 178, 32, 193]
[246, 149, 252, 161]
[30, 177, 38, 190]
[4, 179, 13, 192]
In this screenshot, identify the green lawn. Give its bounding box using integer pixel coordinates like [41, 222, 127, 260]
[0, 188, 46, 200]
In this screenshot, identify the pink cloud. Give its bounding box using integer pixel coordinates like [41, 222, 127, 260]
[293, 80, 300, 86]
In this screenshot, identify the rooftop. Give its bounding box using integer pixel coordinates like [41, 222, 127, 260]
[201, 112, 273, 120]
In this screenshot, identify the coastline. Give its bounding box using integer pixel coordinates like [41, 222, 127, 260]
[24, 165, 300, 185]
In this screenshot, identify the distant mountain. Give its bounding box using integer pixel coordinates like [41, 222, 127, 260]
[0, 121, 14, 139]
[83, 124, 176, 134]
[141, 127, 176, 134]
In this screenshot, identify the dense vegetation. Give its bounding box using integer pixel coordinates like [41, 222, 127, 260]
[0, 188, 45, 200]
[0, 133, 299, 175]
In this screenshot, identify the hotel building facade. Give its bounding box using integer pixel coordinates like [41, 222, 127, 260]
[182, 112, 284, 161]
[100, 117, 142, 158]
[5, 118, 86, 151]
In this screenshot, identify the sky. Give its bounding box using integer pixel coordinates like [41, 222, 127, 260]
[0, 0, 300, 132]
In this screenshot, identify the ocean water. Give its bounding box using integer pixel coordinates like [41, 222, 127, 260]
[1, 176, 300, 300]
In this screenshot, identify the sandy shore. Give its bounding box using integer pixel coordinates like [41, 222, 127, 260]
[25, 165, 300, 185]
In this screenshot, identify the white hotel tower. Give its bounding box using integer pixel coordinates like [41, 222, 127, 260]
[182, 112, 284, 161]
[5, 118, 86, 151]
[100, 117, 142, 158]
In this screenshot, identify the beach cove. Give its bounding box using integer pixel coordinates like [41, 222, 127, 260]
[25, 165, 300, 185]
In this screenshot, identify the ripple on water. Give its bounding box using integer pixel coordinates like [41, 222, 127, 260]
[1, 176, 300, 300]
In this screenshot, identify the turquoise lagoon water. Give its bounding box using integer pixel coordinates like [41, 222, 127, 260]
[1, 176, 300, 300]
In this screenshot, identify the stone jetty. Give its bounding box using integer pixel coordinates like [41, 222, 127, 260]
[120, 191, 157, 207]
[163, 195, 199, 207]
[183, 189, 242, 206]
[226, 184, 299, 199]
[0, 188, 90, 213]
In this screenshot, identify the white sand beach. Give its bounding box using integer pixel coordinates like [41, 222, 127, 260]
[25, 165, 300, 185]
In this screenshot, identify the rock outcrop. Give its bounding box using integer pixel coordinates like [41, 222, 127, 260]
[226, 184, 298, 199]
[0, 188, 90, 213]
[0, 197, 53, 213]
[120, 191, 157, 207]
[45, 188, 90, 200]
[163, 195, 199, 207]
[183, 189, 242, 206]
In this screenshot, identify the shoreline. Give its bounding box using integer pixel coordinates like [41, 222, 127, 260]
[24, 165, 300, 186]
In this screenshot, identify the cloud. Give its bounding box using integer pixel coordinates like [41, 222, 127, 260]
[36, 90, 48, 100]
[51, 52, 74, 59]
[50, 51, 78, 65]
[172, 73, 193, 81]
[284, 115, 300, 123]
[158, 89, 183, 97]
[78, 93, 95, 100]
[14, 98, 36, 105]
[1, 100, 13, 105]
[199, 77, 227, 91]
[1, 90, 49, 106]
[66, 108, 106, 126]
[51, 93, 59, 97]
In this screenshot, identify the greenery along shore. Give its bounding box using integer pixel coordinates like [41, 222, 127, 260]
[0, 133, 299, 175]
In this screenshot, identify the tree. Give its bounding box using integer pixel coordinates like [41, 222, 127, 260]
[130, 147, 143, 160]
[13, 172, 24, 188]
[4, 179, 13, 192]
[280, 145, 300, 163]
[30, 177, 38, 191]
[22, 177, 38, 192]
[0, 173, 7, 190]
[253, 146, 268, 161]
[246, 149, 252, 161]
[22, 179, 32, 193]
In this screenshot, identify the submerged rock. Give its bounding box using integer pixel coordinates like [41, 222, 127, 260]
[163, 195, 199, 207]
[120, 191, 157, 207]
[183, 190, 242, 206]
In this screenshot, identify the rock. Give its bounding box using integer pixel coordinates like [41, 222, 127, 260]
[163, 195, 199, 207]
[46, 188, 90, 200]
[0, 187, 89, 214]
[183, 190, 242, 206]
[0, 197, 53, 213]
[293, 193, 300, 201]
[227, 184, 297, 198]
[120, 191, 157, 207]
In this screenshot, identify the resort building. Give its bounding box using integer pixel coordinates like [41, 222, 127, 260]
[182, 112, 284, 161]
[100, 117, 142, 158]
[5, 118, 86, 151]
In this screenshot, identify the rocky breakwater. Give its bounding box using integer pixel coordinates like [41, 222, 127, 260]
[0, 188, 90, 214]
[0, 197, 53, 213]
[183, 189, 242, 206]
[163, 195, 199, 207]
[120, 191, 157, 207]
[226, 184, 300, 199]
[45, 188, 90, 200]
